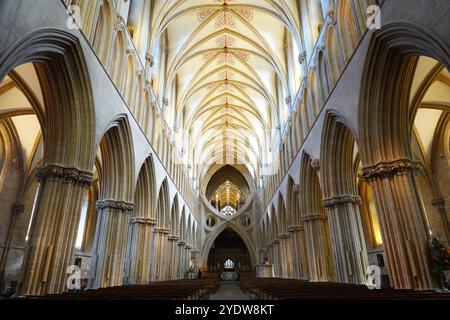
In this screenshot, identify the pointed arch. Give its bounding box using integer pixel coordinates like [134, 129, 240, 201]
[156, 178, 170, 229]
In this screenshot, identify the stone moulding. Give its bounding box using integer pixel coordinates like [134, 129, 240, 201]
[322, 195, 361, 208]
[95, 199, 134, 211]
[154, 227, 170, 234]
[129, 217, 157, 225]
[288, 225, 303, 232]
[37, 165, 93, 186]
[362, 158, 421, 181]
[301, 214, 327, 222]
[168, 235, 181, 241]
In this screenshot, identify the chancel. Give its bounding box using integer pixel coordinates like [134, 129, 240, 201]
[0, 0, 449, 302]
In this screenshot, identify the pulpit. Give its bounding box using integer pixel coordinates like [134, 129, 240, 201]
[256, 263, 275, 278]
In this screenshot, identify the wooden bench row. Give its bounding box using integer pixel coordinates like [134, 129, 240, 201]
[240, 278, 450, 300]
[29, 279, 220, 300]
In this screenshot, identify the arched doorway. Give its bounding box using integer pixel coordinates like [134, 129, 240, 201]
[206, 228, 252, 281]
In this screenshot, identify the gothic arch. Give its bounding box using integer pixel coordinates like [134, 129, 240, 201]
[299, 152, 334, 282]
[319, 111, 368, 284]
[201, 222, 257, 270]
[0, 28, 96, 170]
[97, 115, 135, 202]
[92, 0, 115, 64]
[359, 22, 450, 165]
[126, 154, 157, 284]
[156, 178, 170, 229]
[91, 115, 135, 288]
[358, 22, 450, 290]
[0, 28, 96, 295]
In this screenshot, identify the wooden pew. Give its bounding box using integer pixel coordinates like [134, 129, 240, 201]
[241, 278, 450, 300]
[29, 279, 220, 300]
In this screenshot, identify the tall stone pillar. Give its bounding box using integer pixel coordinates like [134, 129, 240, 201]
[20, 165, 93, 295]
[294, 225, 310, 280]
[185, 245, 192, 276]
[287, 227, 300, 279]
[177, 241, 186, 278]
[288, 225, 310, 280]
[278, 234, 292, 278]
[0, 203, 25, 281]
[431, 197, 450, 241]
[91, 200, 134, 288]
[322, 195, 368, 284]
[126, 217, 156, 284]
[362, 159, 437, 290]
[301, 214, 334, 282]
[152, 227, 170, 281]
[271, 239, 281, 277]
[168, 235, 180, 279]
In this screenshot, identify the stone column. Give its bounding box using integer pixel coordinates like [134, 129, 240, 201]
[177, 241, 186, 278]
[20, 165, 93, 295]
[168, 235, 180, 279]
[294, 224, 310, 280]
[322, 195, 368, 284]
[271, 239, 281, 277]
[278, 234, 292, 278]
[301, 214, 334, 282]
[152, 227, 170, 281]
[431, 197, 450, 241]
[0, 203, 25, 281]
[91, 200, 134, 288]
[126, 217, 156, 284]
[185, 245, 192, 276]
[362, 159, 438, 290]
[191, 248, 199, 276]
[287, 227, 300, 279]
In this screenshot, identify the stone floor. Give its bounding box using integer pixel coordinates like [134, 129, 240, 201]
[210, 281, 249, 300]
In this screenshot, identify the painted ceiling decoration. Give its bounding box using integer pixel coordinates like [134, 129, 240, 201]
[150, 0, 303, 189]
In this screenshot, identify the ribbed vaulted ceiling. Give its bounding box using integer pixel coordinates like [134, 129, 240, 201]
[150, 0, 302, 187]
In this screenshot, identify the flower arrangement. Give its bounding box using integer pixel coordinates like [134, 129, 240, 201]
[428, 237, 450, 274]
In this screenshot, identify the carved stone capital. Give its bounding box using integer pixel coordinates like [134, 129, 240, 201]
[154, 227, 170, 234]
[362, 158, 421, 181]
[129, 217, 157, 225]
[298, 50, 307, 65]
[145, 52, 154, 67]
[96, 200, 134, 212]
[322, 195, 362, 208]
[311, 159, 320, 171]
[293, 184, 301, 193]
[327, 10, 336, 24]
[285, 96, 292, 105]
[431, 197, 445, 209]
[168, 235, 181, 241]
[278, 233, 290, 239]
[288, 225, 303, 232]
[272, 239, 280, 245]
[301, 214, 327, 223]
[185, 245, 192, 250]
[37, 165, 93, 187]
[162, 97, 169, 106]
[178, 241, 187, 246]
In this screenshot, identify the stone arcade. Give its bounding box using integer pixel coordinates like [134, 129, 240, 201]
[0, 0, 449, 300]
